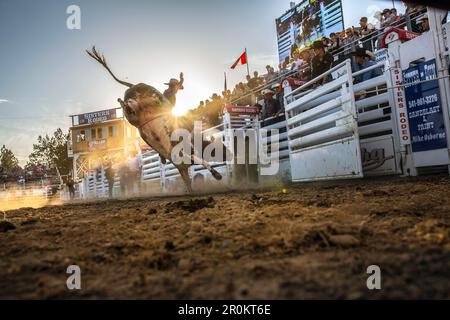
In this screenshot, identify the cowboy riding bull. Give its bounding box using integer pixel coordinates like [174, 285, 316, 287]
[86, 47, 224, 193]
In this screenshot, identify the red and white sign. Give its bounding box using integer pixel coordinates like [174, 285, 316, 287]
[282, 77, 307, 89]
[225, 105, 260, 115]
[391, 68, 411, 145]
[382, 28, 420, 48]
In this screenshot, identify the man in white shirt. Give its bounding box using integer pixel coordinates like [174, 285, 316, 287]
[126, 152, 143, 195]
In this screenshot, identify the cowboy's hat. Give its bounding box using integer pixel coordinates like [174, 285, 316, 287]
[271, 83, 281, 90]
[261, 89, 275, 95]
[416, 13, 428, 24]
[351, 47, 374, 59]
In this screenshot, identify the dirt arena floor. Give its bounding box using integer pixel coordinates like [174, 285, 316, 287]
[1, 176, 450, 299]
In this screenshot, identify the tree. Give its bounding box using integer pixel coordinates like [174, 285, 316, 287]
[27, 128, 73, 175]
[0, 145, 20, 177]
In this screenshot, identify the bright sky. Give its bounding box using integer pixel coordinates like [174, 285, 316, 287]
[0, 0, 404, 165]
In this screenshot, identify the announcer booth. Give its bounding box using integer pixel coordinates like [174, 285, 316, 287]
[68, 108, 142, 180]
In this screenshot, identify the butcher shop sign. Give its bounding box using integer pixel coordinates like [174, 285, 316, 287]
[78, 109, 117, 125]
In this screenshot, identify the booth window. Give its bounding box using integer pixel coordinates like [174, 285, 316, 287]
[97, 127, 103, 139]
[91, 128, 96, 139]
[77, 130, 86, 142]
[108, 126, 117, 138]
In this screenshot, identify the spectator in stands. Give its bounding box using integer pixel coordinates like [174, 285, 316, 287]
[272, 83, 285, 110]
[373, 11, 383, 30]
[351, 48, 382, 84]
[390, 8, 400, 25]
[381, 9, 392, 28]
[342, 28, 359, 56]
[359, 17, 376, 51]
[404, 1, 426, 32]
[417, 14, 430, 33]
[298, 46, 312, 82]
[279, 63, 288, 77]
[261, 89, 282, 122]
[329, 32, 341, 54]
[290, 48, 303, 71]
[163, 73, 184, 106]
[311, 41, 334, 83]
[266, 65, 278, 83]
[252, 71, 264, 88]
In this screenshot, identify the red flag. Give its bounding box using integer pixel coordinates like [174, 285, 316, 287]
[230, 51, 247, 70]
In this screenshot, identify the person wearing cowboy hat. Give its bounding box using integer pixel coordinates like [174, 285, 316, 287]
[298, 46, 312, 81]
[261, 88, 282, 122]
[163, 72, 184, 106]
[416, 13, 429, 33]
[311, 40, 334, 83]
[351, 47, 382, 83]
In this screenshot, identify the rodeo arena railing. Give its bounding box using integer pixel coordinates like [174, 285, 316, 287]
[0, 179, 64, 209]
[79, 6, 450, 199]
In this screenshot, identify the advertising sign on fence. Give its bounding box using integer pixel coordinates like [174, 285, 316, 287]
[391, 67, 411, 146]
[225, 105, 260, 115]
[403, 59, 447, 153]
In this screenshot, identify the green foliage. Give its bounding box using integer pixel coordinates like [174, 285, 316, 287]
[0, 145, 20, 177]
[27, 128, 73, 175]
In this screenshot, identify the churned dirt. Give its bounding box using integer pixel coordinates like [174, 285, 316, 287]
[0, 176, 449, 299]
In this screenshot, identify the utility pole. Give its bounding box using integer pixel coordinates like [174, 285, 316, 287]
[245, 48, 250, 77]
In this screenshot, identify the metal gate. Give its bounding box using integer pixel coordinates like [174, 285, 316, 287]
[284, 60, 363, 182]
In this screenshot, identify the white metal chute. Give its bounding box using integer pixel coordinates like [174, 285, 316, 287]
[285, 59, 363, 182]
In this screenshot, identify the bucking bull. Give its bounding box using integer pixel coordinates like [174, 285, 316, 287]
[86, 46, 226, 193]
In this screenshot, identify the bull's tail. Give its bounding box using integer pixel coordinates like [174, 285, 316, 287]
[86, 46, 134, 88]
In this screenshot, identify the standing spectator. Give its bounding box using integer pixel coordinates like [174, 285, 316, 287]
[404, 1, 426, 32]
[245, 74, 254, 88]
[272, 83, 284, 110]
[290, 49, 303, 71]
[265, 65, 278, 83]
[127, 151, 142, 195]
[66, 177, 76, 200]
[359, 17, 376, 51]
[329, 32, 341, 54]
[342, 28, 359, 56]
[104, 157, 116, 198]
[279, 62, 289, 77]
[251, 71, 264, 88]
[163, 72, 184, 106]
[118, 158, 129, 197]
[311, 41, 334, 83]
[390, 8, 400, 25]
[247, 71, 259, 91]
[298, 47, 313, 82]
